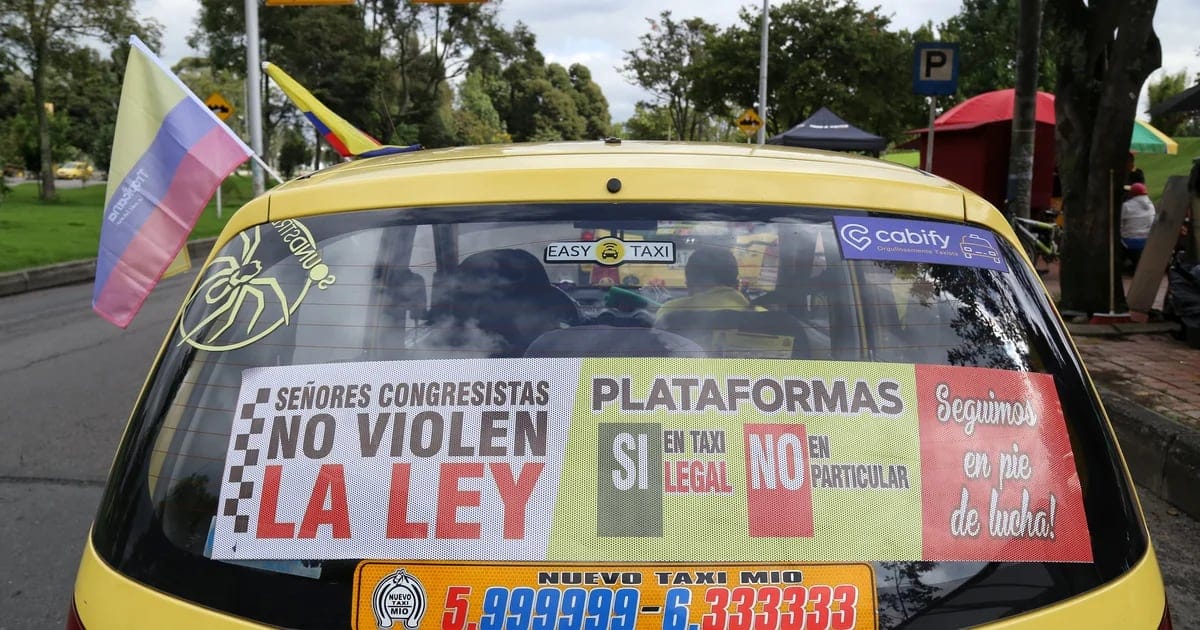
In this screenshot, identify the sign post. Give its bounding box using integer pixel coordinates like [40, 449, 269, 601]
[912, 43, 959, 172]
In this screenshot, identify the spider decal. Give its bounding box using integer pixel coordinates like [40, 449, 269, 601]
[178, 227, 311, 351]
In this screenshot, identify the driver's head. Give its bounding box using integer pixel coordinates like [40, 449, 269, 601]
[684, 247, 739, 293]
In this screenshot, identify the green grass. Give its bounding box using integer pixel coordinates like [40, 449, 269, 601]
[881, 140, 1199, 205]
[0, 175, 258, 273]
[881, 150, 920, 168]
[1138, 136, 1200, 204]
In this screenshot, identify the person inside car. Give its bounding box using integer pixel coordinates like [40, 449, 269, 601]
[654, 246, 752, 321]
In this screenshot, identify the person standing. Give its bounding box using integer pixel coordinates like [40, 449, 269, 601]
[1121, 182, 1155, 268]
[1126, 151, 1146, 187]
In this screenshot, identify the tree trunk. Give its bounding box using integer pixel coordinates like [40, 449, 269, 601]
[1005, 0, 1043, 220]
[1047, 0, 1160, 314]
[33, 43, 56, 202]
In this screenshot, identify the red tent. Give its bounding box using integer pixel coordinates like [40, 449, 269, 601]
[906, 89, 1057, 212]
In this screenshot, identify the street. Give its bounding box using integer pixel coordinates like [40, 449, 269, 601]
[0, 276, 1196, 629]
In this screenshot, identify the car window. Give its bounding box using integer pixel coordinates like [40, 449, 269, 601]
[93, 203, 1144, 629]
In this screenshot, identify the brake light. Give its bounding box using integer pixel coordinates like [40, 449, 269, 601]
[65, 598, 85, 630]
[1159, 597, 1173, 630]
[581, 230, 595, 241]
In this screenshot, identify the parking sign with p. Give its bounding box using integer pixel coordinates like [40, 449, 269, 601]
[913, 43, 959, 96]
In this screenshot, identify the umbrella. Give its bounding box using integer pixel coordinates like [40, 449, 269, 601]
[935, 89, 1056, 127]
[905, 89, 1056, 134]
[1130, 119, 1178, 154]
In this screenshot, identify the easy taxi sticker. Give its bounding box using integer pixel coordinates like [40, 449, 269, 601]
[544, 237, 675, 266]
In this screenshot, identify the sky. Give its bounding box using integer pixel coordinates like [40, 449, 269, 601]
[139, 0, 1199, 123]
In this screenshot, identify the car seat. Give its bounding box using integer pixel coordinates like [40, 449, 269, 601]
[429, 249, 580, 356]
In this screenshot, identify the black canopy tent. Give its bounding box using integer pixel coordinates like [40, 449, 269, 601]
[1149, 83, 1200, 116]
[766, 107, 888, 155]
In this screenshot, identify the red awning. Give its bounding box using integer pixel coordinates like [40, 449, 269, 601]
[906, 89, 1057, 136]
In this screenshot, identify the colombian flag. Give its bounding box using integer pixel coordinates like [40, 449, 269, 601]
[93, 36, 253, 327]
[264, 62, 420, 158]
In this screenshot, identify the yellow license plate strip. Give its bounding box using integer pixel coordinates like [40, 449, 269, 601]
[353, 561, 876, 630]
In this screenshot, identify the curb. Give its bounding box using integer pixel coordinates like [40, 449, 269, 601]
[1067, 321, 1182, 337]
[1102, 388, 1200, 521]
[0, 237, 217, 299]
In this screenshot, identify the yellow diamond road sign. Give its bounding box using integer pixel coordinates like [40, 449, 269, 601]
[206, 92, 234, 121]
[736, 108, 763, 136]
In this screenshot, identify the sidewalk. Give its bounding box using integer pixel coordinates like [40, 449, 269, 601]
[1040, 260, 1200, 519]
[3, 249, 1199, 519]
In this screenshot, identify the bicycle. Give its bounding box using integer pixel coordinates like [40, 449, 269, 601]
[1011, 209, 1063, 271]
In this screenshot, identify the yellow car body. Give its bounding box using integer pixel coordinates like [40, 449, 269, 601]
[55, 161, 94, 179]
[73, 142, 1168, 629]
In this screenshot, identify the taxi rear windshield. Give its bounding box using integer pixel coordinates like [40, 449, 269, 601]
[94, 204, 1144, 629]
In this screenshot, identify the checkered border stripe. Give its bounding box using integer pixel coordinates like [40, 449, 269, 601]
[223, 387, 270, 533]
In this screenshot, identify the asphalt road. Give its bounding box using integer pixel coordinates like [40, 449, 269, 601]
[0, 272, 194, 629]
[0, 277, 1196, 628]
[4, 176, 107, 188]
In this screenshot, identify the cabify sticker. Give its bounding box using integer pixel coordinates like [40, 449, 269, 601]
[352, 561, 876, 630]
[544, 237, 675, 266]
[211, 358, 1090, 563]
[833, 216, 1008, 272]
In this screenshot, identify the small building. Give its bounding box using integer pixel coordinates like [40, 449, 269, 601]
[905, 89, 1057, 212]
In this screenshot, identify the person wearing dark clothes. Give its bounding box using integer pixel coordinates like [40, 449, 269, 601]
[1127, 151, 1146, 187]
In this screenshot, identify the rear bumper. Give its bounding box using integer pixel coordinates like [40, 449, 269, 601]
[74, 531, 1166, 629]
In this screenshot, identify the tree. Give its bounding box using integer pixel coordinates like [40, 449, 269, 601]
[938, 0, 1056, 99]
[692, 0, 921, 143]
[191, 0, 609, 149]
[50, 45, 126, 171]
[452, 69, 509, 145]
[568, 64, 611, 139]
[465, 20, 607, 143]
[621, 11, 715, 141]
[276, 125, 312, 177]
[190, 1, 380, 157]
[1045, 0, 1161, 314]
[0, 0, 158, 200]
[1147, 69, 1189, 136]
[356, 0, 506, 141]
[621, 101, 673, 140]
[1005, 0, 1044, 221]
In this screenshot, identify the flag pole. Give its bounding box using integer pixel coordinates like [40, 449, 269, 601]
[250, 152, 284, 185]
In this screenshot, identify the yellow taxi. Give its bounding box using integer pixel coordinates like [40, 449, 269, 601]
[72, 142, 1171, 629]
[55, 160, 94, 180]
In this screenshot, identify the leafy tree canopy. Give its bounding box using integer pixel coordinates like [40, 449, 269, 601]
[691, 0, 923, 142]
